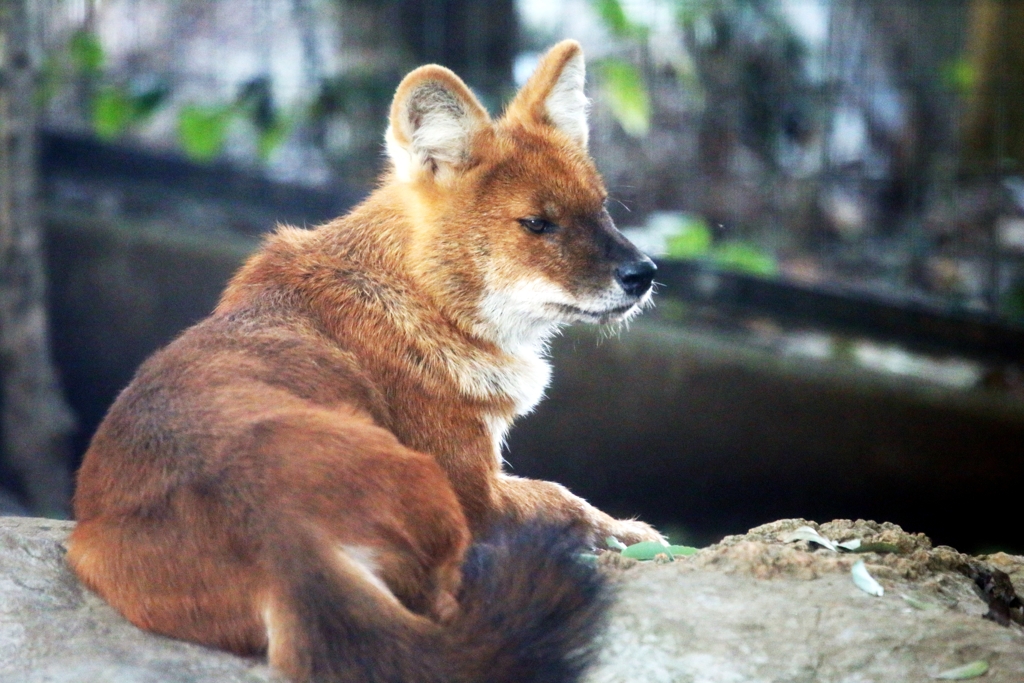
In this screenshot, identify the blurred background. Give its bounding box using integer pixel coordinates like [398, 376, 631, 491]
[0, 0, 1021, 552]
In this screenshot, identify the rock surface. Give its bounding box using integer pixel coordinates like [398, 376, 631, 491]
[2, 516, 1022, 682]
[592, 519, 1024, 682]
[0, 517, 277, 683]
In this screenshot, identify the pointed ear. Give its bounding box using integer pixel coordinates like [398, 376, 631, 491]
[505, 40, 589, 148]
[385, 65, 490, 182]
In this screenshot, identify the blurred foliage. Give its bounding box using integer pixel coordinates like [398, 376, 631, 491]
[92, 80, 168, 140]
[663, 213, 777, 277]
[176, 76, 293, 162]
[236, 76, 291, 161]
[92, 87, 135, 140]
[595, 59, 650, 137]
[589, 0, 650, 137]
[712, 241, 778, 277]
[649, 296, 688, 324]
[68, 29, 104, 74]
[176, 104, 232, 162]
[594, 0, 647, 39]
[588, 0, 817, 163]
[44, 26, 406, 165]
[665, 216, 713, 258]
[941, 57, 978, 96]
[311, 72, 395, 119]
[48, 29, 298, 163]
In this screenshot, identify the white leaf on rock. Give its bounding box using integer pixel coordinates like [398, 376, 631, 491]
[852, 560, 884, 596]
[781, 526, 838, 552]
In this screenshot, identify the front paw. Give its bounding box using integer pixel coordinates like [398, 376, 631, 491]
[603, 518, 667, 547]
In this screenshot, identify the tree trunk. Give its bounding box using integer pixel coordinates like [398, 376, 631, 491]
[0, 0, 76, 516]
[962, 0, 1024, 172]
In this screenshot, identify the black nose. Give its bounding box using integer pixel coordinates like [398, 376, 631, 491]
[615, 258, 657, 298]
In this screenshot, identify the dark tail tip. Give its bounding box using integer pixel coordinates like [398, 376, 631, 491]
[449, 521, 614, 683]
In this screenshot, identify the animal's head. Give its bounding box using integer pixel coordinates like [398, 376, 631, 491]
[384, 40, 655, 351]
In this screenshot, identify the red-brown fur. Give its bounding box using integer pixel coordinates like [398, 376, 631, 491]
[68, 41, 660, 682]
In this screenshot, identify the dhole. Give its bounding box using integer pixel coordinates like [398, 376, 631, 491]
[68, 40, 662, 682]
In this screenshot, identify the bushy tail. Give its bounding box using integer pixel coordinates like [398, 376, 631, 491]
[445, 522, 613, 683]
[271, 522, 612, 683]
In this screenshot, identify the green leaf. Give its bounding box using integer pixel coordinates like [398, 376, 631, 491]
[177, 105, 233, 162]
[933, 660, 989, 680]
[665, 217, 712, 259]
[622, 541, 673, 561]
[91, 82, 169, 140]
[597, 59, 650, 137]
[666, 545, 698, 556]
[593, 0, 640, 38]
[92, 86, 134, 140]
[712, 241, 778, 277]
[69, 30, 104, 74]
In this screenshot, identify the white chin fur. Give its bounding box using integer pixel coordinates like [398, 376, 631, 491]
[476, 276, 573, 353]
[477, 276, 649, 343]
[553, 289, 650, 325]
[451, 276, 648, 415]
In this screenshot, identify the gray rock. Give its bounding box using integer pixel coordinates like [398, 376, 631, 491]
[593, 567, 1024, 682]
[3, 516, 1023, 682]
[592, 518, 1024, 682]
[0, 517, 279, 683]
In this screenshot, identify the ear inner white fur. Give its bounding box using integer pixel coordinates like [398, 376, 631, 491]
[544, 52, 589, 148]
[389, 81, 479, 179]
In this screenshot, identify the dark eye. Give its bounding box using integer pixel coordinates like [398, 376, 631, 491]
[519, 217, 558, 234]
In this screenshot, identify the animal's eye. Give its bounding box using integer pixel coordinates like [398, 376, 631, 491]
[518, 218, 557, 234]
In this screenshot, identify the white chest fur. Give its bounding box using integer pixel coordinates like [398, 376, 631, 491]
[484, 413, 512, 466]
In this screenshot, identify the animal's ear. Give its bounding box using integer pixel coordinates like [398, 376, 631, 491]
[386, 65, 490, 182]
[504, 40, 588, 148]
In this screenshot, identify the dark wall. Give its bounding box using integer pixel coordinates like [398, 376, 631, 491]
[508, 325, 1024, 553]
[42, 213, 1024, 553]
[45, 214, 256, 462]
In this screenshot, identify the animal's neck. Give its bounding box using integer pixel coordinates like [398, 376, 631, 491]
[280, 194, 558, 418]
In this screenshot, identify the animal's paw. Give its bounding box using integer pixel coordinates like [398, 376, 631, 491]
[602, 518, 667, 548]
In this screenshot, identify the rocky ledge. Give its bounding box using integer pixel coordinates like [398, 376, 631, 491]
[2, 516, 1022, 682]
